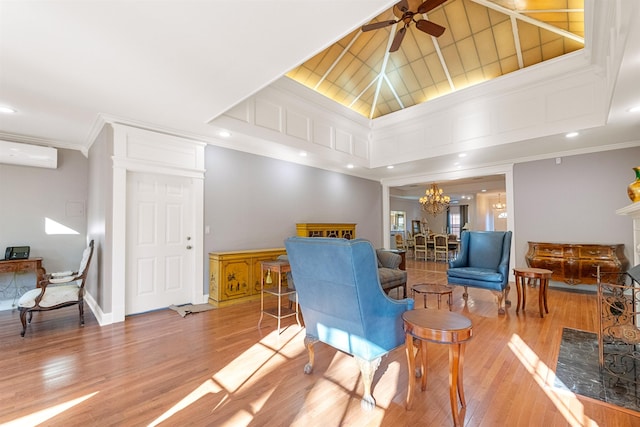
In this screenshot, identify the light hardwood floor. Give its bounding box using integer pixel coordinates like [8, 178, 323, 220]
[1, 259, 639, 426]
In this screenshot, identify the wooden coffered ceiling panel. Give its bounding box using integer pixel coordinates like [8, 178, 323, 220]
[287, 0, 584, 119]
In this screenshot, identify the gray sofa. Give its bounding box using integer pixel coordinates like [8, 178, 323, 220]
[279, 248, 407, 298]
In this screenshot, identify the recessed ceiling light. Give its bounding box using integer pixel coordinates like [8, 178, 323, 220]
[299, 151, 307, 157]
[218, 130, 231, 138]
[458, 153, 467, 158]
[629, 105, 640, 113]
[565, 131, 579, 138]
[481, 189, 487, 192]
[0, 106, 17, 114]
[387, 165, 394, 169]
[347, 164, 354, 169]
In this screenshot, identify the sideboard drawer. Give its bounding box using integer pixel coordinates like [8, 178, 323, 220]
[578, 246, 615, 259]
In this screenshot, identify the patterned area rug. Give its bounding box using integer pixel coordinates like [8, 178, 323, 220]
[169, 303, 215, 318]
[554, 327, 640, 412]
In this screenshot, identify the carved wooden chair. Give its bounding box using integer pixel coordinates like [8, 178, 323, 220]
[18, 240, 94, 336]
[413, 233, 427, 260]
[433, 233, 449, 262]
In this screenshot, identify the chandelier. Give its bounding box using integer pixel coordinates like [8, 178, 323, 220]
[492, 193, 506, 210]
[419, 183, 451, 216]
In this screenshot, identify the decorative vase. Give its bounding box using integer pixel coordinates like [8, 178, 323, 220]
[628, 166, 640, 203]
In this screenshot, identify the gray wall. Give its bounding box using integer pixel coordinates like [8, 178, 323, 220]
[0, 149, 88, 290]
[87, 126, 113, 311]
[203, 145, 383, 291]
[203, 145, 383, 250]
[512, 146, 640, 269]
[3, 141, 637, 311]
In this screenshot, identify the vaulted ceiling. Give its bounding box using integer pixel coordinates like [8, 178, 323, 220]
[0, 0, 638, 187]
[288, 0, 584, 119]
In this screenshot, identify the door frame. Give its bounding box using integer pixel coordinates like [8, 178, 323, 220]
[110, 125, 205, 323]
[381, 164, 515, 280]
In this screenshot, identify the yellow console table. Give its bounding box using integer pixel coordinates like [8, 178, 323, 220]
[296, 223, 356, 239]
[208, 248, 287, 307]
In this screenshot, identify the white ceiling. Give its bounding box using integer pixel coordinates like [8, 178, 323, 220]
[0, 0, 390, 148]
[1, 0, 639, 187]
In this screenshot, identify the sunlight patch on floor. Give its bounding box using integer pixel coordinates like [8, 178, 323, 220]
[2, 391, 98, 426]
[148, 325, 305, 426]
[508, 333, 599, 427]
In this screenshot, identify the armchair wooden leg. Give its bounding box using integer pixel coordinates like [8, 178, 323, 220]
[19, 309, 28, 337]
[495, 290, 506, 315]
[303, 335, 318, 374]
[79, 299, 85, 326]
[355, 356, 381, 411]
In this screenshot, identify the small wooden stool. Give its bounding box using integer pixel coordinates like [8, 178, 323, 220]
[513, 267, 552, 318]
[411, 283, 454, 310]
[403, 309, 473, 426]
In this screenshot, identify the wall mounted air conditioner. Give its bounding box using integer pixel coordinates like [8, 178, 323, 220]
[0, 140, 57, 169]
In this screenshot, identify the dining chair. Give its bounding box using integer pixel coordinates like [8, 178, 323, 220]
[434, 234, 449, 262]
[413, 233, 427, 260]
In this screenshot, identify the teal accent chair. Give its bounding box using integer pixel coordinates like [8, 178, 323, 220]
[447, 231, 512, 314]
[284, 237, 414, 410]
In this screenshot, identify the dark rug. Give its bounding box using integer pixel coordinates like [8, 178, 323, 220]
[554, 328, 640, 412]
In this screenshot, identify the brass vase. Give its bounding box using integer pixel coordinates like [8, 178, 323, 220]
[628, 166, 640, 203]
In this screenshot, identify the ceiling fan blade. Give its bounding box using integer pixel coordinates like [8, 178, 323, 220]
[362, 19, 397, 32]
[417, 0, 448, 14]
[389, 26, 407, 52]
[416, 19, 446, 37]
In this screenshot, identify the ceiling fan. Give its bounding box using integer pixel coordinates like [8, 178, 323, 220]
[361, 0, 448, 52]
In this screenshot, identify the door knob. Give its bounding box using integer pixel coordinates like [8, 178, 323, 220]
[186, 245, 193, 250]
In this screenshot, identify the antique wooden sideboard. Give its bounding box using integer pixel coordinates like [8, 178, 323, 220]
[525, 242, 630, 285]
[0, 258, 46, 286]
[208, 248, 287, 307]
[296, 223, 356, 239]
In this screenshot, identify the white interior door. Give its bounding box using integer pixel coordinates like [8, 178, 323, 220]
[126, 172, 194, 314]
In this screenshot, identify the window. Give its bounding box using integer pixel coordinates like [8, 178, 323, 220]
[448, 207, 461, 237]
[390, 211, 406, 232]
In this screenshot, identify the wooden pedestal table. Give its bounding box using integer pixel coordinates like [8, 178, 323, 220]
[411, 283, 453, 310]
[513, 267, 552, 318]
[403, 309, 473, 427]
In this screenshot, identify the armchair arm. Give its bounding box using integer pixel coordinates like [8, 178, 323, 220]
[376, 249, 401, 269]
[40, 272, 82, 286]
[363, 296, 414, 357]
[50, 270, 75, 278]
[449, 255, 465, 268]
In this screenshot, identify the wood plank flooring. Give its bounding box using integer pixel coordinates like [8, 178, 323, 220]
[1, 259, 639, 426]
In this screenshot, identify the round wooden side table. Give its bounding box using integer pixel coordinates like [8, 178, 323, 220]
[403, 309, 473, 427]
[513, 267, 552, 318]
[411, 283, 454, 310]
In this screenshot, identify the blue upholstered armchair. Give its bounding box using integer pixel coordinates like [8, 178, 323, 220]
[284, 237, 414, 410]
[447, 231, 512, 314]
